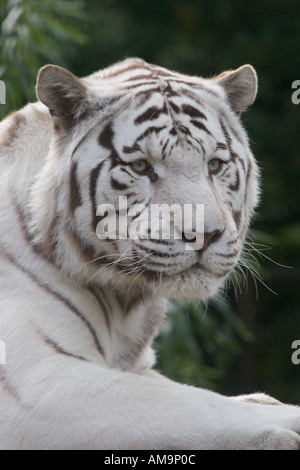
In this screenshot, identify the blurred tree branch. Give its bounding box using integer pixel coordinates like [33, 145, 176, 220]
[0, 0, 89, 118]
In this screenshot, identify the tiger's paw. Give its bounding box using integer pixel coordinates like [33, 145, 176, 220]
[234, 392, 282, 406]
[223, 398, 300, 449]
[255, 426, 300, 450]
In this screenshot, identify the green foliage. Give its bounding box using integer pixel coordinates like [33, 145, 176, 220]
[156, 299, 252, 390]
[0, 0, 88, 118]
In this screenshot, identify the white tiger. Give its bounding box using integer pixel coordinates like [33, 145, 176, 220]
[0, 58, 299, 450]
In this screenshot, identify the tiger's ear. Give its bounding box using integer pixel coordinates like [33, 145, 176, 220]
[214, 65, 257, 114]
[36, 65, 88, 129]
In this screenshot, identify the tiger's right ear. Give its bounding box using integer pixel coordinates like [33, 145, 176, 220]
[214, 65, 258, 114]
[36, 65, 89, 130]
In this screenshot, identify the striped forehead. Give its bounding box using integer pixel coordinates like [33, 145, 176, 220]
[86, 61, 248, 167]
[111, 84, 224, 161]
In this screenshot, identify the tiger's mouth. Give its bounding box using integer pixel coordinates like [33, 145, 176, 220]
[111, 235, 239, 280]
[109, 257, 233, 300]
[137, 261, 232, 280]
[113, 251, 235, 282]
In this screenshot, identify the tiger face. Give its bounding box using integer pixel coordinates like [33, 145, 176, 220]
[32, 58, 259, 300]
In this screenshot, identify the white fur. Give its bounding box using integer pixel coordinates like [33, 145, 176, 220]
[0, 59, 299, 450]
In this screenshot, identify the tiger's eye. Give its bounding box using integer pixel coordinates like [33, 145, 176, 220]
[208, 158, 223, 174]
[131, 160, 148, 173]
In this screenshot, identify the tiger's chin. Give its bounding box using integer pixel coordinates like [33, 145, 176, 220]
[100, 261, 229, 302]
[152, 267, 227, 301]
[74, 237, 235, 301]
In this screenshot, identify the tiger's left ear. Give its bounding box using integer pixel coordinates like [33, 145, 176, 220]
[214, 65, 257, 114]
[36, 65, 89, 130]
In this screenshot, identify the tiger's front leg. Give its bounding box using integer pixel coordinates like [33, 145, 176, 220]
[1, 360, 299, 450]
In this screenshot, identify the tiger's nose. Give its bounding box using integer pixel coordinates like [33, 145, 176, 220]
[183, 228, 225, 253]
[198, 229, 224, 254]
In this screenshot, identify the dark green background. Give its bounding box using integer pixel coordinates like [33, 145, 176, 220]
[1, 0, 299, 402]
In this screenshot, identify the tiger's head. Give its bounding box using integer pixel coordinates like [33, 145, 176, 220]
[30, 58, 259, 300]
